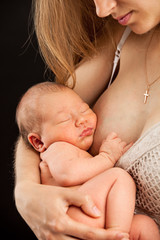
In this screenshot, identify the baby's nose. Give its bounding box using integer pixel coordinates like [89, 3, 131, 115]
[75, 115, 87, 127]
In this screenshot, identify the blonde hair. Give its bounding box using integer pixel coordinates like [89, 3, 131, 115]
[16, 82, 66, 146]
[32, 0, 113, 87]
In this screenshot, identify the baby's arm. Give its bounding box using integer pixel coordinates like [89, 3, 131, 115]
[98, 132, 132, 167]
[41, 142, 109, 187]
[41, 132, 131, 187]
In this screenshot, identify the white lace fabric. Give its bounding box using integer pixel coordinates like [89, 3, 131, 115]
[116, 122, 160, 228]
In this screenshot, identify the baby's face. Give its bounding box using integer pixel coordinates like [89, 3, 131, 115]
[40, 88, 97, 151]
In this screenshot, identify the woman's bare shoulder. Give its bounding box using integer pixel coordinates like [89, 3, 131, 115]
[72, 22, 125, 105]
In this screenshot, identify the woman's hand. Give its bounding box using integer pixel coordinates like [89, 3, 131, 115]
[15, 180, 128, 240]
[20, 161, 127, 240]
[14, 137, 128, 240]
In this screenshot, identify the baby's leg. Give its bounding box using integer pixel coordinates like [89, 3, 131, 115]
[68, 167, 136, 233]
[130, 214, 160, 240]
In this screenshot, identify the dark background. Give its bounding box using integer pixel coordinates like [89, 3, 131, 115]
[1, 1, 54, 239]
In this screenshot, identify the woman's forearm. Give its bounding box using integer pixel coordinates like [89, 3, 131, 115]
[14, 136, 40, 185]
[14, 136, 41, 223]
[14, 136, 41, 206]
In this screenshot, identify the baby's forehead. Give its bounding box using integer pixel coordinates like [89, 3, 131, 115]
[40, 87, 86, 111]
[46, 88, 81, 102]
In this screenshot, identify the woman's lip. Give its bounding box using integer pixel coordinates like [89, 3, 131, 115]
[116, 11, 132, 25]
[80, 128, 93, 137]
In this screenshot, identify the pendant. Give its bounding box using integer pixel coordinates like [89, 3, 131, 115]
[144, 89, 149, 104]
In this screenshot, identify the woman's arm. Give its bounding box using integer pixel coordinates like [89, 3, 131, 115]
[14, 138, 128, 240]
[14, 136, 41, 226]
[15, 137, 129, 240]
[14, 136, 41, 185]
[14, 137, 98, 238]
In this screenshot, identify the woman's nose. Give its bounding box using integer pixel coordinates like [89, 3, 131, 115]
[93, 0, 117, 17]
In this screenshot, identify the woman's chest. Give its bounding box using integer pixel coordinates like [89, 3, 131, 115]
[91, 39, 160, 154]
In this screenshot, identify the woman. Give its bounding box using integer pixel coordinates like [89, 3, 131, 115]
[14, 0, 160, 239]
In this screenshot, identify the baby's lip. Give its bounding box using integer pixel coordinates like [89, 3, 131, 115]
[80, 128, 94, 137]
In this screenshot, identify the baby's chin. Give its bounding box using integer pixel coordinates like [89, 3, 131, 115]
[79, 136, 93, 151]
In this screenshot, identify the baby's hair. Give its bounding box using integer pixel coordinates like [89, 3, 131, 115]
[16, 81, 66, 146]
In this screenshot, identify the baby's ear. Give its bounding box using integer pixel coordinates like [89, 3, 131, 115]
[28, 133, 46, 152]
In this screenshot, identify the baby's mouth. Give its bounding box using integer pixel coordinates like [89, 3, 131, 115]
[80, 128, 94, 137]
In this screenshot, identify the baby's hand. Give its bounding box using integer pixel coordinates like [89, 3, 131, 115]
[99, 132, 132, 165]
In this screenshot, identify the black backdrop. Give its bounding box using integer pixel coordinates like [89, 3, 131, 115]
[1, 1, 53, 239]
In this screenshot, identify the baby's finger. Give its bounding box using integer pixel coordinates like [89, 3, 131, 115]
[106, 132, 118, 140]
[123, 142, 133, 153]
[120, 141, 127, 148]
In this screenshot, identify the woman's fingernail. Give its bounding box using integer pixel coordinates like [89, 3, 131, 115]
[92, 206, 101, 216]
[116, 233, 129, 240]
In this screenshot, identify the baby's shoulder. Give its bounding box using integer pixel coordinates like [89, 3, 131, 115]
[41, 142, 91, 162]
[46, 141, 83, 157]
[40, 142, 79, 162]
[48, 141, 79, 151]
[48, 142, 91, 158]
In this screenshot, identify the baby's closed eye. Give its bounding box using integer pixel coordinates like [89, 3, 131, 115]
[56, 114, 71, 124]
[80, 103, 91, 113]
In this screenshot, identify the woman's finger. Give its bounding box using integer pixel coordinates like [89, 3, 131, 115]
[66, 190, 101, 218]
[31, 186, 128, 240]
[43, 232, 81, 240]
[59, 215, 128, 240]
[46, 188, 128, 240]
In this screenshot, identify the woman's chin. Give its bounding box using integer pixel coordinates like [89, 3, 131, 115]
[129, 22, 158, 35]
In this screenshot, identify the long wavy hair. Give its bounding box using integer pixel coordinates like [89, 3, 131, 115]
[32, 0, 114, 87]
